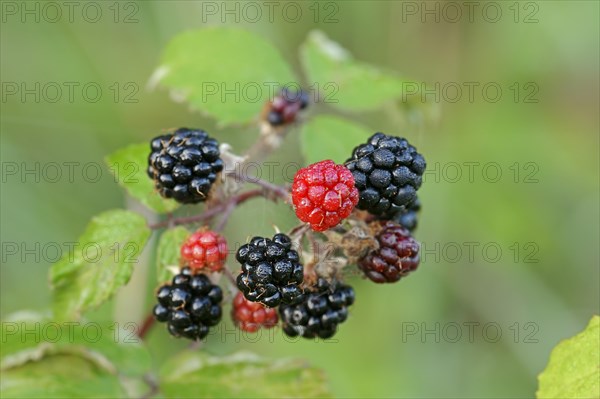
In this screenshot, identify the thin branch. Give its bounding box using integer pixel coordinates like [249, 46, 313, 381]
[148, 189, 265, 230]
[225, 171, 290, 201]
[140, 373, 160, 399]
[137, 313, 155, 340]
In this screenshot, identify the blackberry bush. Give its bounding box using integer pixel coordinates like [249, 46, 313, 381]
[279, 278, 355, 339]
[236, 233, 304, 307]
[147, 128, 224, 204]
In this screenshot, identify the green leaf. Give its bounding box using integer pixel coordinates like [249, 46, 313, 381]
[1, 319, 151, 398]
[1, 354, 126, 398]
[156, 226, 189, 283]
[300, 115, 372, 164]
[49, 210, 151, 321]
[105, 142, 179, 214]
[301, 30, 411, 111]
[153, 28, 296, 126]
[537, 316, 600, 398]
[159, 351, 332, 398]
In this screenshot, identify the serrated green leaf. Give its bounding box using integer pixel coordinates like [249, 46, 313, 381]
[156, 226, 189, 283]
[537, 316, 600, 398]
[301, 30, 411, 111]
[105, 143, 180, 214]
[49, 210, 151, 321]
[0, 318, 151, 399]
[159, 351, 332, 398]
[1, 354, 126, 398]
[154, 28, 296, 126]
[1, 320, 151, 377]
[300, 115, 372, 164]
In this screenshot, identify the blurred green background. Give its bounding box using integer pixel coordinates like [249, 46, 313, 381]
[1, 1, 598, 398]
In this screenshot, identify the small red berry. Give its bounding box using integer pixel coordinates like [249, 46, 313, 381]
[232, 292, 278, 332]
[292, 160, 359, 231]
[359, 221, 420, 283]
[181, 229, 228, 272]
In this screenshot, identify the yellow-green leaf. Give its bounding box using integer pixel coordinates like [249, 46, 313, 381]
[537, 315, 600, 398]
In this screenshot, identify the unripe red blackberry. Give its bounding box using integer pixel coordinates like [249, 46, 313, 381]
[232, 292, 278, 332]
[147, 128, 223, 204]
[180, 229, 228, 272]
[358, 221, 420, 283]
[235, 233, 304, 308]
[279, 278, 355, 339]
[152, 267, 223, 340]
[292, 160, 359, 232]
[346, 133, 426, 216]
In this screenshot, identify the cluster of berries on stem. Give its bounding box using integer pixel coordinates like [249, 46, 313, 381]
[146, 89, 427, 342]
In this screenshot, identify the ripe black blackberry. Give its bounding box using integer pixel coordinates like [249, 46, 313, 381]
[153, 267, 223, 340]
[346, 133, 426, 216]
[236, 233, 304, 308]
[392, 197, 421, 232]
[147, 128, 224, 204]
[279, 278, 355, 339]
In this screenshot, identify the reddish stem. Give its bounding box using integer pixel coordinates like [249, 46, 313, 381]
[137, 313, 156, 340]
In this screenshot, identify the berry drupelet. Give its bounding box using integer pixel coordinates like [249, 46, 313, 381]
[292, 160, 359, 231]
[346, 133, 426, 216]
[153, 267, 223, 340]
[236, 233, 304, 308]
[358, 221, 420, 283]
[279, 278, 355, 339]
[147, 128, 224, 204]
[392, 197, 421, 232]
[180, 229, 228, 272]
[232, 292, 279, 333]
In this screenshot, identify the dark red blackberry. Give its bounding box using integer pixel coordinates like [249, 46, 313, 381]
[152, 267, 223, 340]
[359, 221, 420, 283]
[392, 197, 421, 232]
[232, 292, 279, 333]
[346, 133, 426, 216]
[235, 233, 304, 308]
[147, 128, 223, 204]
[264, 88, 309, 126]
[279, 278, 354, 339]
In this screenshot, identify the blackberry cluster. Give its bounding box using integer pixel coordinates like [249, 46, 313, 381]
[236, 233, 304, 307]
[147, 128, 223, 204]
[279, 279, 355, 339]
[346, 133, 426, 216]
[392, 197, 421, 232]
[359, 221, 420, 283]
[266, 88, 309, 126]
[153, 267, 223, 340]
